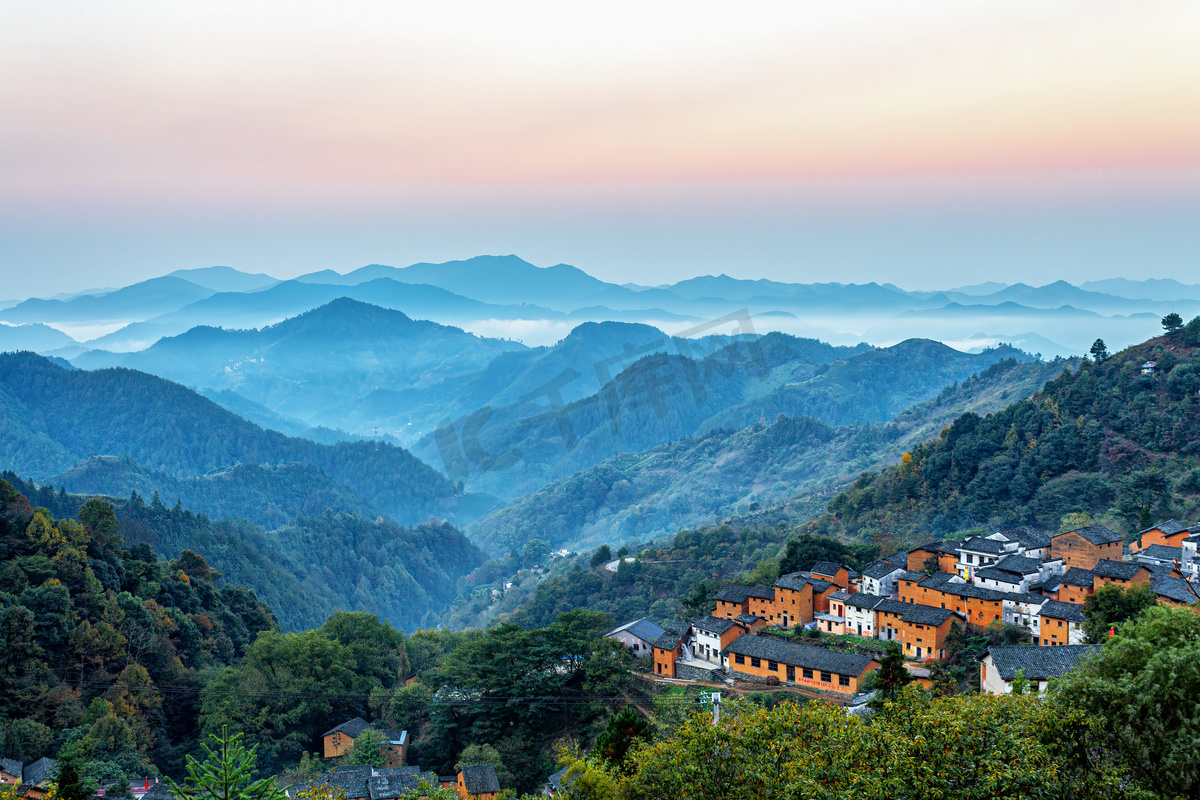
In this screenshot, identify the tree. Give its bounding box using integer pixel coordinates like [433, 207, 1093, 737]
[1009, 668, 1031, 695]
[868, 643, 912, 710]
[927, 661, 956, 697]
[590, 545, 613, 569]
[521, 539, 551, 569]
[1089, 339, 1109, 363]
[593, 706, 653, 770]
[455, 743, 510, 789]
[53, 752, 93, 800]
[1162, 312, 1184, 334]
[344, 729, 387, 768]
[1056, 605, 1200, 798]
[167, 727, 286, 800]
[1082, 583, 1159, 643]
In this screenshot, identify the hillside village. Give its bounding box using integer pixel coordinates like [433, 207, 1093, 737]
[632, 519, 1199, 697]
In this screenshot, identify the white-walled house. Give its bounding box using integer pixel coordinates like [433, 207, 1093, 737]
[979, 645, 1100, 694]
[605, 618, 666, 657]
[842, 593, 886, 638]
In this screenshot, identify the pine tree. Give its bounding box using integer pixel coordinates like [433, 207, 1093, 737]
[167, 728, 286, 800]
[54, 752, 94, 800]
[868, 643, 912, 711]
[1163, 313, 1184, 334]
[1089, 339, 1109, 363]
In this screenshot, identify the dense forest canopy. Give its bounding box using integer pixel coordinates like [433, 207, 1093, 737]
[810, 319, 1200, 542]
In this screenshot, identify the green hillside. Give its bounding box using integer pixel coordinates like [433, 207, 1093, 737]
[4, 474, 487, 632]
[811, 319, 1200, 541]
[0, 351, 482, 527]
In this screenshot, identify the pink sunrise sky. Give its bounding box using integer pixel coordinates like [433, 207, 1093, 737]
[1, 0, 1198, 296]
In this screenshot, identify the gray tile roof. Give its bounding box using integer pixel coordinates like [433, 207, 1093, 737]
[1059, 567, 1094, 587]
[722, 635, 878, 676]
[1151, 577, 1198, 604]
[808, 578, 836, 594]
[810, 561, 846, 577]
[692, 615, 739, 636]
[896, 570, 928, 582]
[1038, 599, 1086, 623]
[368, 769, 440, 798]
[774, 572, 811, 591]
[1, 760, 22, 779]
[734, 613, 762, 625]
[913, 540, 959, 555]
[919, 571, 961, 589]
[937, 582, 1010, 602]
[651, 625, 687, 651]
[1139, 519, 1187, 536]
[142, 783, 175, 800]
[460, 765, 501, 795]
[996, 526, 1051, 550]
[862, 559, 906, 579]
[959, 536, 1009, 555]
[899, 605, 962, 626]
[985, 645, 1101, 681]
[843, 593, 887, 610]
[882, 551, 912, 567]
[1137, 544, 1183, 563]
[873, 598, 911, 616]
[974, 567, 1024, 585]
[828, 590, 853, 602]
[323, 717, 372, 738]
[994, 555, 1043, 575]
[22, 758, 55, 787]
[545, 766, 571, 793]
[713, 584, 755, 603]
[1092, 559, 1145, 580]
[1005, 592, 1049, 606]
[1058, 524, 1121, 546]
[607, 618, 666, 643]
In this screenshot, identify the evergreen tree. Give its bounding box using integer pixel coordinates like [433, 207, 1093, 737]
[1162, 312, 1184, 334]
[167, 728, 285, 800]
[1089, 338, 1108, 363]
[868, 643, 912, 710]
[593, 706, 653, 769]
[54, 752, 94, 800]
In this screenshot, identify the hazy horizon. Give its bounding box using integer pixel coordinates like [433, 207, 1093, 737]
[3, 1, 1199, 298]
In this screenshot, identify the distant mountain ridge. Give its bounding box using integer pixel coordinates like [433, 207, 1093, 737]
[0, 351, 490, 527]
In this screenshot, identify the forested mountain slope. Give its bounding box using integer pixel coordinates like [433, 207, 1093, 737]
[466, 354, 1070, 557]
[416, 336, 1015, 500]
[4, 474, 487, 632]
[0, 352, 485, 527]
[0, 477, 276, 775]
[809, 319, 1200, 542]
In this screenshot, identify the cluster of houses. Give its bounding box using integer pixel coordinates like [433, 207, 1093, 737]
[0, 758, 55, 800]
[301, 717, 500, 800]
[604, 520, 1199, 698]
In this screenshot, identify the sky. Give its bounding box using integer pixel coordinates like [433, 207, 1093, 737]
[2, 0, 1199, 298]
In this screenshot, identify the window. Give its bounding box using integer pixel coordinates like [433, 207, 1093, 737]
[769, 660, 778, 672]
[838, 675, 850, 687]
[633, 643, 639, 651]
[735, 654, 745, 665]
[803, 668, 813, 679]
[751, 657, 761, 668]
[821, 671, 832, 683]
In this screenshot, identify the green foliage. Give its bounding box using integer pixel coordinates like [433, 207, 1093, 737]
[592, 707, 652, 770]
[1163, 312, 1184, 334]
[868, 643, 912, 710]
[778, 534, 876, 574]
[813, 338, 1200, 541]
[4, 474, 486, 632]
[198, 616, 407, 774]
[1081, 583, 1159, 643]
[619, 692, 1128, 800]
[454, 743, 510, 789]
[54, 752, 93, 800]
[167, 727, 286, 800]
[1090, 338, 1109, 363]
[343, 729, 388, 768]
[1056, 605, 1200, 799]
[0, 478, 275, 775]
